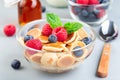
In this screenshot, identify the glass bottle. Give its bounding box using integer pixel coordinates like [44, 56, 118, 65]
[18, 0, 42, 26]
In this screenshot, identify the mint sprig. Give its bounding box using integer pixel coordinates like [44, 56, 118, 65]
[46, 13, 62, 28]
[64, 22, 83, 34]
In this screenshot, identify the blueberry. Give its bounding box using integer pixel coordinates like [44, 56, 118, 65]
[78, 13, 87, 21]
[87, 6, 94, 12]
[102, 0, 109, 3]
[72, 6, 81, 15]
[48, 34, 57, 43]
[82, 37, 92, 45]
[100, 0, 109, 3]
[87, 13, 97, 22]
[71, 0, 76, 2]
[42, 6, 46, 13]
[81, 9, 89, 17]
[24, 35, 34, 43]
[99, 0, 104, 3]
[73, 46, 83, 57]
[98, 0, 109, 9]
[93, 9, 100, 15]
[11, 59, 21, 69]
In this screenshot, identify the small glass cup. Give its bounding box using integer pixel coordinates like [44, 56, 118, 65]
[67, 0, 111, 26]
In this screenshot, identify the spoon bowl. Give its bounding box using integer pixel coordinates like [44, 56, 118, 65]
[99, 20, 118, 42]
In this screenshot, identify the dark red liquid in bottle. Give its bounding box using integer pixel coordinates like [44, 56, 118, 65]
[18, 0, 42, 26]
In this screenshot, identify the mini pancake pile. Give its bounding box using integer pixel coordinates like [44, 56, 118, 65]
[23, 27, 90, 68]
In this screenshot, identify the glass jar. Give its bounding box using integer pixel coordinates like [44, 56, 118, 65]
[18, 0, 42, 26]
[46, 0, 67, 8]
[67, 0, 111, 26]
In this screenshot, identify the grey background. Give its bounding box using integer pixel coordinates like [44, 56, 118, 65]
[0, 0, 120, 80]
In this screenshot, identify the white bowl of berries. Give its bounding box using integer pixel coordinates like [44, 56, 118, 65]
[67, 0, 111, 25]
[16, 13, 96, 73]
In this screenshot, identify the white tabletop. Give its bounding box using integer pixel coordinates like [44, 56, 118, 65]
[0, 0, 120, 80]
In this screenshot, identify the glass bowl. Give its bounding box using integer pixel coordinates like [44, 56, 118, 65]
[67, 0, 112, 25]
[16, 19, 96, 73]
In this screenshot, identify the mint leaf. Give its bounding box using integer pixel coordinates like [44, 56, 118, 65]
[46, 13, 62, 28]
[64, 22, 83, 34]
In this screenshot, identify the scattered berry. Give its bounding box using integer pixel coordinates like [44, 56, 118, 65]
[41, 24, 52, 36]
[3, 24, 16, 37]
[76, 0, 89, 4]
[48, 34, 57, 43]
[11, 59, 21, 69]
[25, 39, 42, 50]
[52, 27, 68, 42]
[89, 0, 99, 4]
[82, 37, 92, 45]
[42, 6, 46, 13]
[24, 35, 34, 43]
[73, 46, 83, 57]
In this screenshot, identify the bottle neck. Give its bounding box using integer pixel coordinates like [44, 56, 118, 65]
[19, 0, 40, 8]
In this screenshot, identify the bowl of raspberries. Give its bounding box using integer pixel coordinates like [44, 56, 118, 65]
[16, 13, 96, 73]
[68, 0, 111, 25]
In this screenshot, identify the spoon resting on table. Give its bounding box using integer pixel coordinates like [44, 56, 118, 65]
[97, 20, 118, 78]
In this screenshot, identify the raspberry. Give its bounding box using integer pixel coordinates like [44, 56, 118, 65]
[89, 0, 99, 4]
[94, 8, 105, 18]
[3, 24, 16, 37]
[41, 24, 52, 36]
[97, 9, 105, 18]
[76, 0, 89, 4]
[25, 39, 42, 50]
[52, 27, 68, 42]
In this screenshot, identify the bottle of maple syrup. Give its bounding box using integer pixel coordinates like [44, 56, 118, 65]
[18, 0, 42, 26]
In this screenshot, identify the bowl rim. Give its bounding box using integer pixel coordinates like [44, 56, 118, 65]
[16, 19, 96, 53]
[67, 0, 112, 7]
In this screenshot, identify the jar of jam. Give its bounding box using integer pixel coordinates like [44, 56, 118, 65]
[18, 0, 42, 26]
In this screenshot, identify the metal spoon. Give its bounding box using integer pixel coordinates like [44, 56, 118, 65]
[97, 20, 118, 78]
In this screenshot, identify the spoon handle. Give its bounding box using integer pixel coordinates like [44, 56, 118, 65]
[97, 43, 111, 78]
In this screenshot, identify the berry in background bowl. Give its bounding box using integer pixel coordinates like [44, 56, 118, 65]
[67, 0, 111, 25]
[16, 13, 96, 73]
